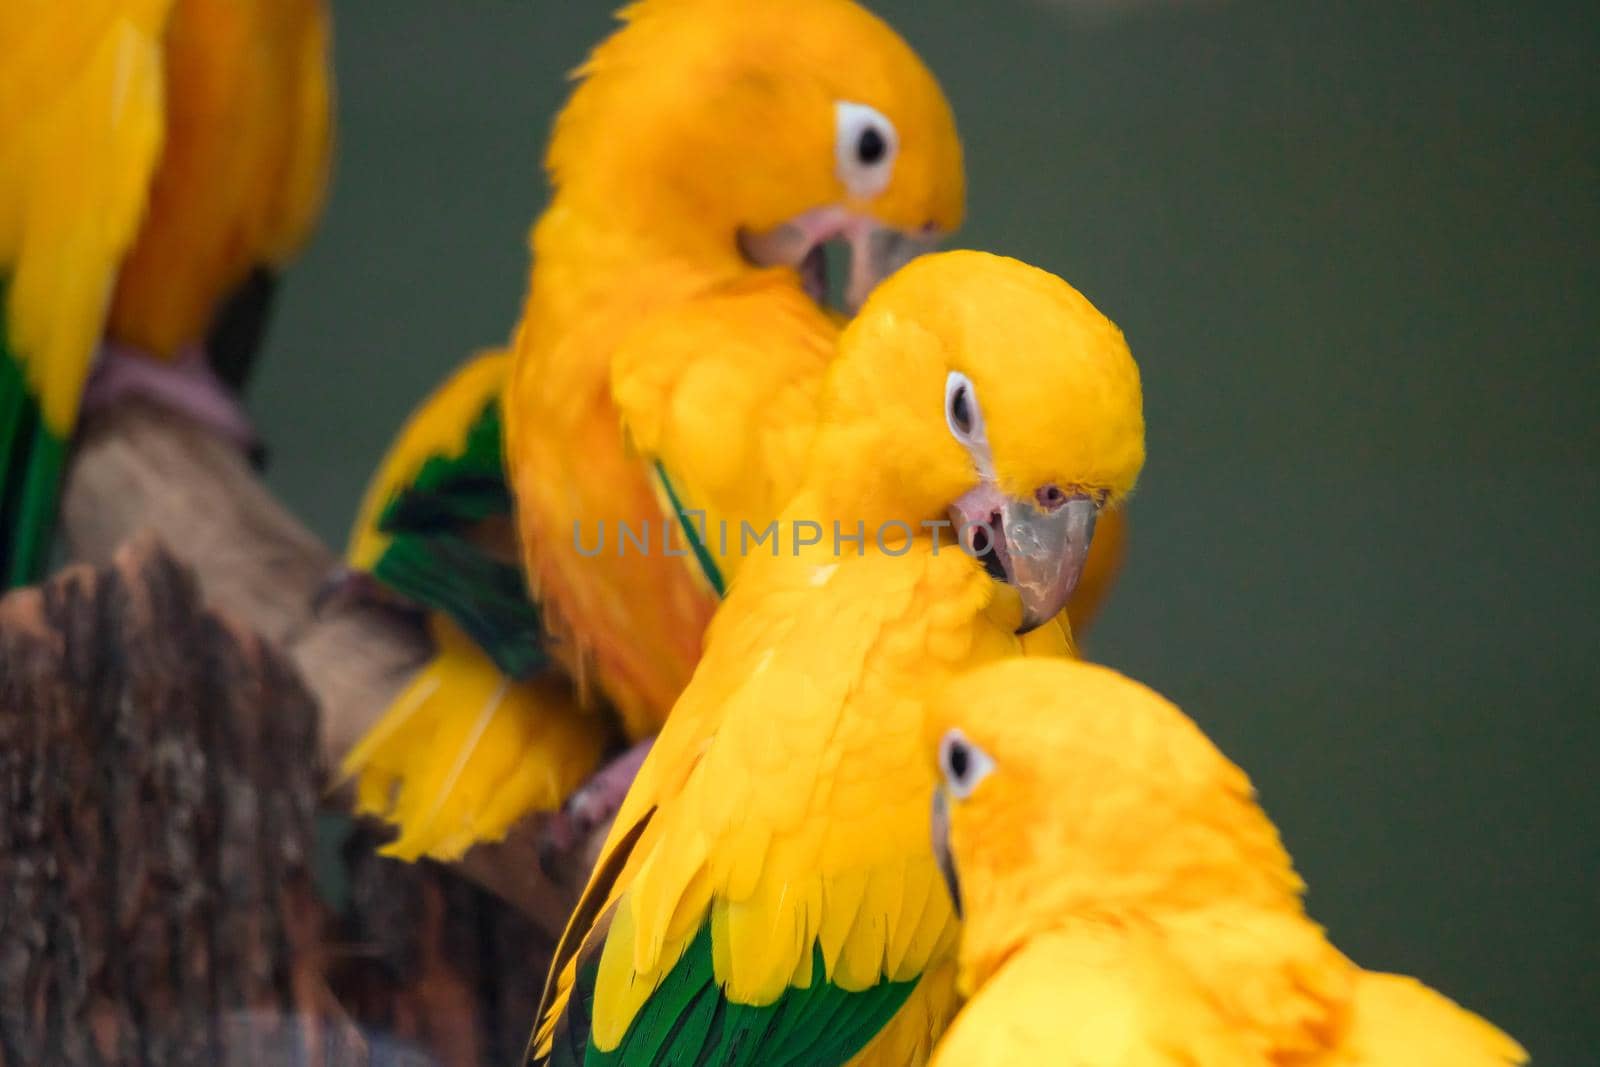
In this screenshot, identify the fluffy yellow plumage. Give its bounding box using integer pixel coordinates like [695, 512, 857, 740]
[532, 251, 1145, 1066]
[925, 658, 1526, 1067]
[341, 0, 965, 858]
[107, 0, 332, 358]
[506, 0, 966, 739]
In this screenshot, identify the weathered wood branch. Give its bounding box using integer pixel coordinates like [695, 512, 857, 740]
[58, 402, 589, 931]
[0, 542, 357, 1064]
[0, 542, 560, 1064]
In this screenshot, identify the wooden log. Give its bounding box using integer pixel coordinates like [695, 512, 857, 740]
[0, 540, 356, 1065]
[60, 402, 592, 931]
[0, 542, 569, 1065]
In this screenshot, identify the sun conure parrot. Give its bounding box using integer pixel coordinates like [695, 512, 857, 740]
[339, 350, 610, 860]
[0, 0, 333, 587]
[528, 250, 1147, 1067]
[503, 0, 974, 826]
[341, 0, 976, 860]
[925, 658, 1526, 1067]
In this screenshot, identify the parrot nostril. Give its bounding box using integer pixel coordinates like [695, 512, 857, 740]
[1035, 484, 1068, 512]
[974, 512, 1009, 584]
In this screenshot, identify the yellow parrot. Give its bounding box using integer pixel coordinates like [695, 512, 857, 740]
[505, 0, 969, 812]
[925, 658, 1525, 1067]
[342, 0, 970, 860]
[0, 0, 332, 587]
[530, 251, 1147, 1066]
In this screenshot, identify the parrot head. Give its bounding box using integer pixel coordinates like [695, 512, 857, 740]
[812, 250, 1145, 632]
[549, 0, 964, 310]
[926, 658, 1299, 994]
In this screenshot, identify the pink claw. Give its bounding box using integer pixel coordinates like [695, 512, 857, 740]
[85, 342, 259, 453]
[539, 737, 655, 879]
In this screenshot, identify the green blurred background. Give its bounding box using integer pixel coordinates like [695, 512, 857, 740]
[254, 1, 1597, 1059]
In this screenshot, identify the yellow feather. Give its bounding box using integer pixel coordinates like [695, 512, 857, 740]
[927, 659, 1524, 1067]
[505, 0, 970, 739]
[108, 0, 332, 356]
[344, 618, 607, 862]
[0, 1, 172, 432]
[548, 253, 1147, 1064]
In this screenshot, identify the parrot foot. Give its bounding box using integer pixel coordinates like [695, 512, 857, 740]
[85, 342, 260, 459]
[312, 565, 417, 618]
[539, 737, 655, 880]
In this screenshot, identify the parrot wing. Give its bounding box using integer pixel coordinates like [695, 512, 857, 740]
[348, 350, 548, 678]
[0, 0, 173, 585]
[610, 271, 833, 595]
[533, 550, 971, 1066]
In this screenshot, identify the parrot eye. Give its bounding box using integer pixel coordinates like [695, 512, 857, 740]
[945, 371, 983, 444]
[835, 101, 898, 199]
[938, 728, 996, 800]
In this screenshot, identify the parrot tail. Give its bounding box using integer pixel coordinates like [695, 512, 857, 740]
[0, 302, 67, 589]
[343, 616, 611, 862]
[1342, 972, 1525, 1067]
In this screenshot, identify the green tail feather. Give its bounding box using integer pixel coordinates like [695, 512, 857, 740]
[549, 922, 919, 1067]
[0, 282, 69, 589]
[369, 397, 548, 677]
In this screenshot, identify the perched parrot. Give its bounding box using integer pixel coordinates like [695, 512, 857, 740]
[529, 251, 1147, 1066]
[0, 0, 333, 587]
[343, 0, 971, 859]
[505, 0, 969, 805]
[340, 351, 610, 860]
[925, 658, 1526, 1067]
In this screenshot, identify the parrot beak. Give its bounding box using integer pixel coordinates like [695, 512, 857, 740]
[930, 787, 962, 918]
[948, 482, 1099, 634]
[738, 206, 942, 312]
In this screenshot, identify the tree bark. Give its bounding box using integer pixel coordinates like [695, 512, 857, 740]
[0, 540, 355, 1065]
[59, 402, 591, 929]
[0, 540, 566, 1066]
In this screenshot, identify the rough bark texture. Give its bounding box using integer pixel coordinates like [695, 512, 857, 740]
[60, 402, 591, 930]
[0, 542, 561, 1066]
[0, 540, 353, 1065]
[327, 827, 551, 1067]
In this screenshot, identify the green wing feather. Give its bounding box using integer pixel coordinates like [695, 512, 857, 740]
[547, 922, 918, 1067]
[654, 460, 726, 597]
[367, 398, 549, 678]
[0, 279, 68, 589]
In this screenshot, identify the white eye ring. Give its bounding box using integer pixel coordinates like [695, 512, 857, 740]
[938, 728, 997, 800]
[944, 370, 983, 444]
[835, 101, 898, 199]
